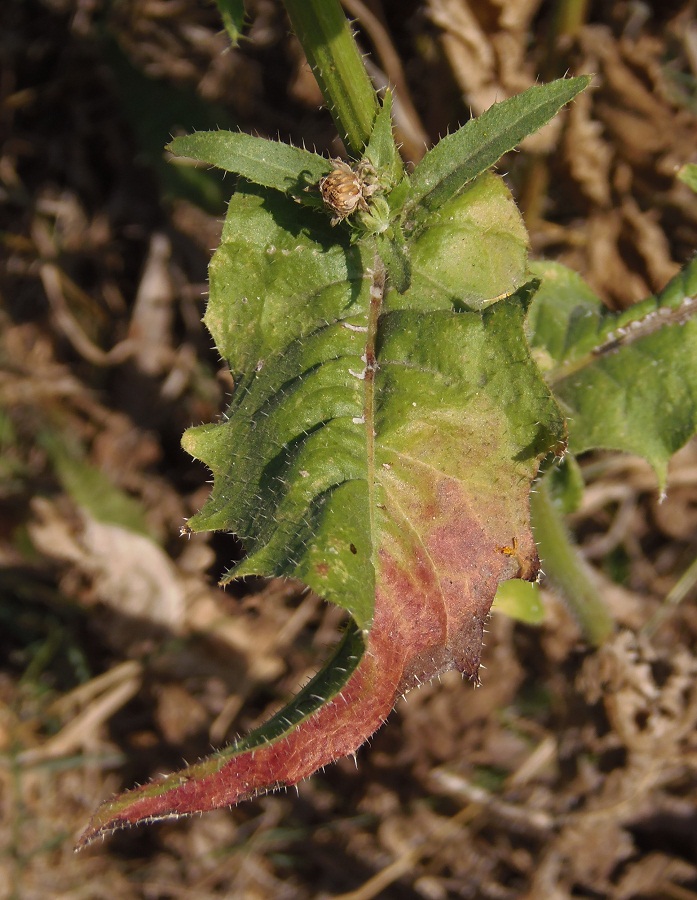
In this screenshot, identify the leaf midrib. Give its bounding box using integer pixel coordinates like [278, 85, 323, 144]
[363, 256, 388, 596]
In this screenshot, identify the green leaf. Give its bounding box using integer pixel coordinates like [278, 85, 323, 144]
[528, 259, 697, 487]
[213, 0, 246, 46]
[493, 579, 545, 625]
[405, 77, 590, 231]
[78, 174, 563, 846]
[205, 186, 366, 377]
[678, 163, 697, 194]
[41, 433, 152, 538]
[364, 89, 403, 186]
[405, 172, 529, 311]
[168, 131, 331, 202]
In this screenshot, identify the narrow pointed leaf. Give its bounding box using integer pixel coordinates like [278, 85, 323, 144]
[77, 175, 564, 847]
[405, 77, 590, 230]
[364, 89, 403, 185]
[168, 132, 331, 201]
[528, 259, 697, 486]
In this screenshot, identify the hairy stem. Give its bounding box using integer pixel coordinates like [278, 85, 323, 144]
[283, 0, 379, 157]
[531, 475, 614, 646]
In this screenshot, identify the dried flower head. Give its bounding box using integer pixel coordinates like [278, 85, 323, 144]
[319, 158, 379, 225]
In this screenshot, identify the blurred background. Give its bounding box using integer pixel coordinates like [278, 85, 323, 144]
[1, 1, 697, 897]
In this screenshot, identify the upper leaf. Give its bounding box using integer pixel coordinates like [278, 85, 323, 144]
[168, 131, 331, 203]
[363, 89, 403, 187]
[527, 259, 697, 486]
[404, 77, 590, 232]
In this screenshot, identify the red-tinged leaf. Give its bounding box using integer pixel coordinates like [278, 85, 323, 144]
[77, 474, 540, 847]
[78, 176, 564, 848]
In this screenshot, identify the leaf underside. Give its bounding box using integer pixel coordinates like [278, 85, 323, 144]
[77, 170, 564, 847]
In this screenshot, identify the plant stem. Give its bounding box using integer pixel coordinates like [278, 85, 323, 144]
[550, 0, 590, 41]
[542, 0, 590, 80]
[642, 553, 697, 637]
[531, 475, 614, 646]
[283, 0, 379, 157]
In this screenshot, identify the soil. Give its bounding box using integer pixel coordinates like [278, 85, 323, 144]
[1, 1, 697, 898]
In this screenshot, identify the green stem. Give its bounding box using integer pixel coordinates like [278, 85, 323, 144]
[642, 554, 697, 637]
[282, 0, 379, 157]
[531, 475, 614, 646]
[550, 0, 590, 39]
[542, 0, 590, 80]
